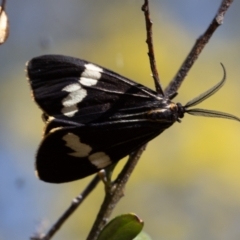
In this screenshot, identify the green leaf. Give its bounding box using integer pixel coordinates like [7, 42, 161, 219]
[133, 231, 152, 240]
[97, 213, 144, 240]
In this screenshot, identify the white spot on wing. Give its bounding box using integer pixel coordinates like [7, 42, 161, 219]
[62, 89, 86, 106]
[61, 64, 102, 117]
[63, 83, 81, 92]
[80, 77, 98, 86]
[62, 133, 92, 157]
[79, 63, 102, 86]
[61, 83, 87, 117]
[89, 152, 111, 169]
[62, 132, 111, 169]
[62, 105, 79, 117]
[85, 63, 103, 72]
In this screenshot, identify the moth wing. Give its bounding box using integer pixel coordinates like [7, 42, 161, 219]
[36, 121, 164, 183]
[27, 55, 161, 124]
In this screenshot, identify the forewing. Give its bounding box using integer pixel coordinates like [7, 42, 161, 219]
[27, 55, 161, 124]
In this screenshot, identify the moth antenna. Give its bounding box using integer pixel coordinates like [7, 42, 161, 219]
[181, 63, 240, 122]
[186, 108, 240, 122]
[185, 63, 226, 108]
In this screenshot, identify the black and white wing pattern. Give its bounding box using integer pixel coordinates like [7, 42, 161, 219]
[27, 55, 180, 183]
[27, 55, 166, 124]
[36, 119, 166, 183]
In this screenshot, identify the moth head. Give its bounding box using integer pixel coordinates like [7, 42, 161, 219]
[176, 63, 240, 123]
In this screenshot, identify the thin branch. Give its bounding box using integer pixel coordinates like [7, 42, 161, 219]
[86, 1, 161, 239]
[31, 175, 100, 240]
[164, 0, 234, 97]
[142, 0, 164, 95]
[86, 145, 147, 240]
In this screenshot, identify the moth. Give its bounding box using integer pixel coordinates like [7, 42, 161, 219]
[27, 55, 240, 183]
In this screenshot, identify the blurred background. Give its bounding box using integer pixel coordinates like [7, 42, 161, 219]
[1, 0, 240, 239]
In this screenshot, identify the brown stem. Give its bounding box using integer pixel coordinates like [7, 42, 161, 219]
[164, 0, 234, 97]
[86, 145, 146, 240]
[142, 0, 164, 95]
[31, 175, 100, 240]
[86, 1, 159, 239]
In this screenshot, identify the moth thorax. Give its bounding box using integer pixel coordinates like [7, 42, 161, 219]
[146, 103, 179, 123]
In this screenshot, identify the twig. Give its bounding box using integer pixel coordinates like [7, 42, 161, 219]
[164, 0, 234, 97]
[31, 175, 100, 240]
[142, 0, 164, 95]
[86, 1, 161, 239]
[86, 145, 146, 240]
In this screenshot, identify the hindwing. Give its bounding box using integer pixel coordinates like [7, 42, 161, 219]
[36, 119, 166, 183]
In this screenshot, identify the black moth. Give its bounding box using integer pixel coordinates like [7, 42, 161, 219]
[27, 55, 240, 183]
